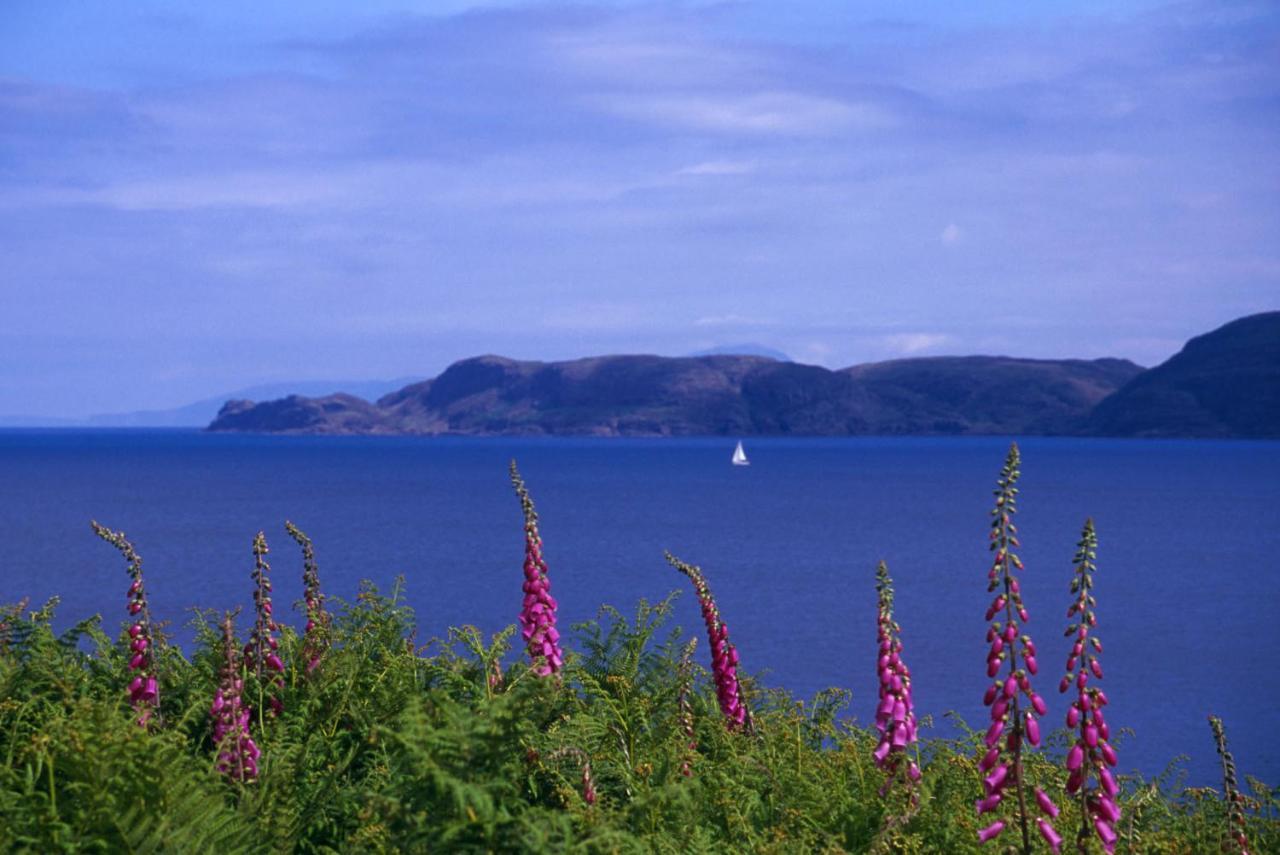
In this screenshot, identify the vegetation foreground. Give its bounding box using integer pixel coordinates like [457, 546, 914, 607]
[0, 446, 1275, 853]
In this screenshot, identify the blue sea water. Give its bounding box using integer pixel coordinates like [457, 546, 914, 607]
[1, 430, 1277, 786]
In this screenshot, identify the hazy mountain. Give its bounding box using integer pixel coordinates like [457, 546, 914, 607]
[79, 378, 426, 427]
[688, 344, 792, 362]
[1085, 312, 1280, 438]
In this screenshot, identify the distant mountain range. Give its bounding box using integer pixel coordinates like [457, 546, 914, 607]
[209, 353, 1143, 436]
[208, 313, 1279, 438]
[0, 378, 424, 428]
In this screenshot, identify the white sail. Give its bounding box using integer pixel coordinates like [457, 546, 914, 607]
[732, 441, 749, 466]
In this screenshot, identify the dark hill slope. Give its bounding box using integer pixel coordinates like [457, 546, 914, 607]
[844, 356, 1143, 435]
[211, 394, 384, 434]
[380, 354, 772, 435]
[1086, 312, 1280, 438]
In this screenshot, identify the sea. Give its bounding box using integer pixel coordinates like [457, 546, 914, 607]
[1, 429, 1277, 787]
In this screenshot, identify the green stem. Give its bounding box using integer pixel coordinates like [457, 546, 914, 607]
[47, 753, 56, 816]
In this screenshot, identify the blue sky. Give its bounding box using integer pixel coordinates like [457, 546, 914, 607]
[2, 0, 1277, 417]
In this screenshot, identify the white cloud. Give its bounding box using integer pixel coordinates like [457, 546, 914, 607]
[795, 340, 836, 365]
[940, 223, 962, 245]
[676, 160, 757, 176]
[880, 333, 952, 355]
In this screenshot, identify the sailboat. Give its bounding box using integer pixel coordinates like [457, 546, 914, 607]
[731, 440, 750, 466]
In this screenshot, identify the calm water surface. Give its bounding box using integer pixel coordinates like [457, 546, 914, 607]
[2, 430, 1277, 785]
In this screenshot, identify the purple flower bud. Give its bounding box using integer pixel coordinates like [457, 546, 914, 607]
[976, 793, 1002, 814]
[1067, 743, 1084, 771]
[983, 763, 1008, 794]
[1094, 794, 1121, 823]
[1099, 766, 1118, 796]
[977, 820, 1005, 844]
[1037, 818, 1063, 854]
[1036, 787, 1060, 818]
[1025, 713, 1041, 746]
[979, 745, 1000, 771]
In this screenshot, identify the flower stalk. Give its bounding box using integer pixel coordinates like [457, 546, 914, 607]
[547, 746, 596, 806]
[244, 532, 285, 715]
[510, 460, 564, 676]
[1209, 716, 1251, 855]
[91, 522, 160, 728]
[977, 444, 1057, 852]
[286, 521, 329, 675]
[873, 560, 920, 798]
[665, 552, 751, 733]
[677, 638, 698, 778]
[211, 612, 260, 781]
[1060, 519, 1122, 853]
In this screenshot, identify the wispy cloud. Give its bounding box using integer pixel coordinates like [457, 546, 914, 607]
[597, 91, 890, 135]
[694, 314, 775, 328]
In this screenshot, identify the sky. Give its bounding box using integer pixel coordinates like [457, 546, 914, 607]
[2, 0, 1278, 418]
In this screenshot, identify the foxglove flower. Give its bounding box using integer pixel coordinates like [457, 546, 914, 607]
[244, 532, 285, 715]
[510, 461, 564, 676]
[211, 613, 260, 781]
[666, 552, 751, 732]
[676, 638, 698, 778]
[0, 599, 27, 654]
[976, 445, 1057, 849]
[1060, 519, 1122, 853]
[92, 522, 160, 728]
[1209, 716, 1252, 855]
[286, 521, 329, 675]
[547, 746, 597, 806]
[873, 561, 921, 797]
